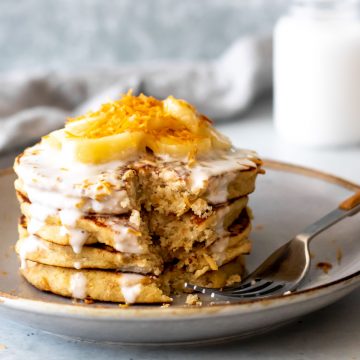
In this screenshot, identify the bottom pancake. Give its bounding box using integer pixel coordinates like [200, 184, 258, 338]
[20, 257, 246, 304]
[21, 260, 171, 304]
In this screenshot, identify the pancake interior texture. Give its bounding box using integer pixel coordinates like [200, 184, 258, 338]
[14, 92, 263, 304]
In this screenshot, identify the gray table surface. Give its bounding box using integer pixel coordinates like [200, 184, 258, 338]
[1, 99, 359, 359]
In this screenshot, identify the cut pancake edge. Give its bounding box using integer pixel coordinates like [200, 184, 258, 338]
[17, 208, 252, 276]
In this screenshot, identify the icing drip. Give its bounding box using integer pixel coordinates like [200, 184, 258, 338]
[59, 208, 88, 253]
[210, 236, 230, 266]
[59, 208, 82, 228]
[207, 173, 237, 204]
[27, 217, 44, 235]
[19, 235, 48, 269]
[119, 273, 144, 304]
[26, 202, 58, 235]
[73, 261, 82, 270]
[215, 206, 231, 236]
[70, 272, 87, 299]
[113, 225, 143, 254]
[63, 227, 88, 254]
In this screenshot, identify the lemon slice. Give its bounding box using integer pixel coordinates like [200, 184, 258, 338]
[207, 127, 232, 151]
[65, 116, 100, 137]
[163, 96, 200, 133]
[146, 135, 211, 159]
[63, 131, 144, 164]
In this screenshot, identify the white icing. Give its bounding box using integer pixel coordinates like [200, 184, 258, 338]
[70, 272, 87, 299]
[215, 206, 231, 236]
[59, 208, 82, 227]
[27, 217, 44, 235]
[189, 167, 209, 193]
[28, 202, 57, 222]
[108, 220, 144, 254]
[188, 150, 258, 203]
[119, 273, 144, 304]
[23, 183, 130, 215]
[26, 202, 58, 235]
[210, 236, 229, 254]
[62, 226, 88, 254]
[207, 172, 237, 204]
[58, 208, 88, 253]
[73, 261, 82, 270]
[15, 143, 132, 215]
[210, 236, 230, 266]
[19, 235, 48, 269]
[16, 144, 125, 192]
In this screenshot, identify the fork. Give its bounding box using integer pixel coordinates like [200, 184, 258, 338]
[184, 190, 360, 300]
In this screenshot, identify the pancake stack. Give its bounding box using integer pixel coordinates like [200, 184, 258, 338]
[14, 93, 262, 304]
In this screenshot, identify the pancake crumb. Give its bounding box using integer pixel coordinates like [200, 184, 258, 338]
[317, 261, 332, 274]
[226, 274, 241, 286]
[336, 248, 343, 265]
[185, 294, 202, 306]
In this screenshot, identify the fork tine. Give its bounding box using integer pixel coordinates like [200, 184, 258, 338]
[185, 280, 293, 300]
[229, 280, 273, 294]
[184, 279, 258, 296]
[220, 280, 254, 291]
[217, 279, 270, 294]
[218, 283, 286, 298]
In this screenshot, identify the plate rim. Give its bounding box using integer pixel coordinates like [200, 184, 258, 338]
[1, 160, 360, 318]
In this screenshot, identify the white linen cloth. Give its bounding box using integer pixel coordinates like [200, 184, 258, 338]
[0, 34, 272, 153]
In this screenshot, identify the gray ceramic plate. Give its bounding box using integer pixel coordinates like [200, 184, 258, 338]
[0, 161, 359, 344]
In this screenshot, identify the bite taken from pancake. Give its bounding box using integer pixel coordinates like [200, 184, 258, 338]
[14, 91, 263, 304]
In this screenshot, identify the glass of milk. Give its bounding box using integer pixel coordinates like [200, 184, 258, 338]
[274, 0, 360, 147]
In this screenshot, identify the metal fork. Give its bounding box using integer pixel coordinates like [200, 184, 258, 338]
[184, 190, 360, 300]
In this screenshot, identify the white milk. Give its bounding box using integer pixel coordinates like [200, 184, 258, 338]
[274, 0, 360, 147]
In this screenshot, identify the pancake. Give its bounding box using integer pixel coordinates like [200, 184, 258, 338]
[21, 260, 171, 304]
[16, 224, 163, 275]
[17, 193, 150, 255]
[15, 143, 262, 218]
[21, 256, 246, 303]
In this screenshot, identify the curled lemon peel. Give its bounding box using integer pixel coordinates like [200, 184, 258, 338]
[66, 92, 206, 140]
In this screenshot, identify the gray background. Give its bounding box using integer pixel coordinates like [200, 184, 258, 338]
[1, 0, 288, 71]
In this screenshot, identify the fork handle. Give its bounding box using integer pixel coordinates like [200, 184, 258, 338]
[339, 190, 360, 211]
[299, 189, 360, 242]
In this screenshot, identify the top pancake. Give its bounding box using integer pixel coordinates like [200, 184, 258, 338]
[14, 142, 262, 217]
